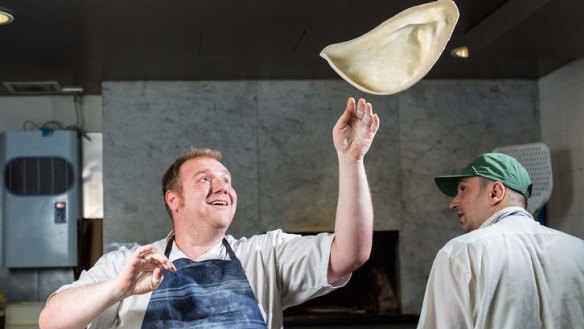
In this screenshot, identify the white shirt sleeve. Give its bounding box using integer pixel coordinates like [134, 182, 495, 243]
[52, 245, 138, 328]
[274, 231, 347, 307]
[232, 229, 350, 328]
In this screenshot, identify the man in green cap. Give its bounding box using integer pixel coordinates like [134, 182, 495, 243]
[417, 153, 584, 329]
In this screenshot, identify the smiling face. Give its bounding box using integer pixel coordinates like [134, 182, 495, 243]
[167, 157, 237, 232]
[448, 177, 493, 233]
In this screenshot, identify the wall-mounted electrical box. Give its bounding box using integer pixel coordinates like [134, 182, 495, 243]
[2, 130, 80, 268]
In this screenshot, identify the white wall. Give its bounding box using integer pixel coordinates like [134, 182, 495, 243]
[0, 95, 102, 133]
[539, 58, 584, 239]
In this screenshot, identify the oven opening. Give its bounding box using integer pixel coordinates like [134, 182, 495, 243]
[284, 231, 414, 326]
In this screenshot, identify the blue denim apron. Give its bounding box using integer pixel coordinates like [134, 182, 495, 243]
[141, 236, 268, 329]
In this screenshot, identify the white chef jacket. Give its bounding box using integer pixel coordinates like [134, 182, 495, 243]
[55, 229, 348, 329]
[418, 207, 584, 329]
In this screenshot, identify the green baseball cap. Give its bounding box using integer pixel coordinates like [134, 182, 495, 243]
[434, 152, 532, 199]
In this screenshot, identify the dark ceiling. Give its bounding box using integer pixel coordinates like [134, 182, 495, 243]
[0, 0, 583, 95]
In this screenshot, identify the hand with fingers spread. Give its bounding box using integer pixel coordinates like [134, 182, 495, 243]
[333, 97, 380, 160]
[117, 245, 177, 298]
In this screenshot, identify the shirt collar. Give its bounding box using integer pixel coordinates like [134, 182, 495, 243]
[164, 231, 227, 261]
[479, 206, 532, 229]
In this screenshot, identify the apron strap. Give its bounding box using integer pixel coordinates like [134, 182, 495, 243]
[164, 234, 175, 258]
[221, 238, 237, 260]
[163, 235, 237, 261]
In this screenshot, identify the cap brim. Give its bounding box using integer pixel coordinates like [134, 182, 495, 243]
[434, 174, 471, 197]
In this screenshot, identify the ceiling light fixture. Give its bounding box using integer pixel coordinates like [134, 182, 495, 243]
[0, 7, 14, 25]
[451, 46, 469, 59]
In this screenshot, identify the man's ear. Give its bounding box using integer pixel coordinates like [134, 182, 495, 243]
[165, 189, 180, 211]
[488, 181, 506, 206]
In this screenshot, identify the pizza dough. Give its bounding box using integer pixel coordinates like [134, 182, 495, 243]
[320, 0, 459, 95]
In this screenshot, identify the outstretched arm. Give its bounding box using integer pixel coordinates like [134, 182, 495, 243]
[328, 97, 380, 285]
[39, 245, 176, 329]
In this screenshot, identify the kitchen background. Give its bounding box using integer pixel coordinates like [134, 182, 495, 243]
[0, 57, 583, 326]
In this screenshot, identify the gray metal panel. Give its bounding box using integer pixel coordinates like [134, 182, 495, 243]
[2, 130, 79, 268]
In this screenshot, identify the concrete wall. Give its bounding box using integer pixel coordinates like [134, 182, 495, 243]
[397, 80, 539, 311]
[102, 79, 539, 314]
[539, 58, 584, 238]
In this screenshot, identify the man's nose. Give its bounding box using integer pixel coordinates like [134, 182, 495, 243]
[449, 195, 459, 210]
[211, 179, 229, 193]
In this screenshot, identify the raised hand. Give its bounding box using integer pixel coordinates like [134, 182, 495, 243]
[333, 97, 380, 160]
[116, 245, 176, 298]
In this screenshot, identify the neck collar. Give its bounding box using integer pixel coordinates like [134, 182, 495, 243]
[479, 206, 532, 229]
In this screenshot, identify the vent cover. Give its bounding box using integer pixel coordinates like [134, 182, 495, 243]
[4, 156, 75, 195]
[3, 81, 61, 94]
